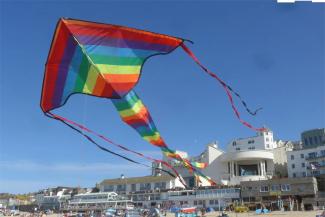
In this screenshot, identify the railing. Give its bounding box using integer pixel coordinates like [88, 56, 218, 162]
[306, 153, 325, 160]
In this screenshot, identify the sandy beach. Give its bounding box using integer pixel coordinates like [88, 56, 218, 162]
[29, 211, 322, 217]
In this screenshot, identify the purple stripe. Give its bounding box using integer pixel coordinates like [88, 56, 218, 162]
[52, 36, 77, 107]
[75, 35, 175, 53]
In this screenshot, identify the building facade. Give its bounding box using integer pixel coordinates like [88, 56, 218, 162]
[287, 128, 325, 178]
[301, 128, 325, 149]
[98, 175, 185, 195]
[240, 177, 318, 210]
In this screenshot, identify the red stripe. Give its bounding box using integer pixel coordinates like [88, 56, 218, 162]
[42, 20, 70, 112]
[65, 22, 182, 48]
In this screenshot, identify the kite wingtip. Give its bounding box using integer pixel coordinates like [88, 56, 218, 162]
[183, 39, 194, 44]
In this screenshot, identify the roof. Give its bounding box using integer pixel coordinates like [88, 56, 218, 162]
[100, 175, 174, 185]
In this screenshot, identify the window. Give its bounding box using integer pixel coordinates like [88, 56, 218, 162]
[301, 154, 304, 159]
[140, 183, 151, 191]
[260, 186, 269, 192]
[266, 144, 270, 148]
[194, 201, 197, 205]
[293, 173, 296, 178]
[305, 138, 309, 146]
[271, 185, 280, 191]
[104, 185, 114, 192]
[131, 184, 136, 192]
[236, 147, 240, 151]
[302, 172, 306, 177]
[302, 163, 305, 168]
[281, 184, 291, 192]
[248, 146, 255, 150]
[117, 184, 126, 191]
[309, 137, 313, 145]
[314, 136, 318, 144]
[209, 200, 214, 205]
[232, 141, 236, 146]
[291, 164, 295, 169]
[266, 138, 269, 142]
[309, 152, 317, 159]
[321, 150, 325, 157]
[291, 155, 294, 160]
[248, 140, 255, 144]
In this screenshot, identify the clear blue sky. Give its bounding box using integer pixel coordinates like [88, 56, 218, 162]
[0, 1, 324, 194]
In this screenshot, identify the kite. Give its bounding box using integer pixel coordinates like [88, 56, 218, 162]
[41, 18, 265, 186]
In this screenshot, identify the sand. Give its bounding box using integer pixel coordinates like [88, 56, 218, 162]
[6, 210, 323, 217]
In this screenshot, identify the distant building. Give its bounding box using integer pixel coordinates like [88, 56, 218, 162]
[98, 175, 240, 209]
[240, 177, 319, 210]
[98, 175, 185, 195]
[287, 128, 325, 178]
[302, 128, 325, 149]
[155, 129, 292, 186]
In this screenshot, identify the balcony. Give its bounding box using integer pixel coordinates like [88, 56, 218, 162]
[306, 153, 325, 160]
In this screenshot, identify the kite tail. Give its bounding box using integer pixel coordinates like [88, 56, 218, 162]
[45, 112, 188, 188]
[112, 91, 216, 185]
[181, 43, 266, 132]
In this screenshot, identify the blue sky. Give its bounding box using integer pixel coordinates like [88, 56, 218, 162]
[0, 1, 324, 193]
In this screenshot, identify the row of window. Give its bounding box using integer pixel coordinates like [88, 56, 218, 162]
[233, 139, 256, 146]
[260, 184, 291, 192]
[104, 182, 167, 192]
[236, 146, 256, 151]
[291, 162, 305, 169]
[292, 172, 306, 177]
[304, 135, 324, 146]
[290, 153, 305, 160]
[290, 150, 325, 161]
[196, 188, 240, 195]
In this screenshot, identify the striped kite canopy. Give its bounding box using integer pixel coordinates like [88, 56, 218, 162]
[41, 18, 183, 112]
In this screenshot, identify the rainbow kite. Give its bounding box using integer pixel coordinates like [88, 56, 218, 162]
[41, 18, 264, 186]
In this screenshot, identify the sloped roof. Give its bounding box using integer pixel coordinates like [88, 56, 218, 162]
[100, 175, 174, 185]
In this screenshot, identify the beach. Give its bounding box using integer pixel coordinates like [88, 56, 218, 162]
[10, 210, 321, 217]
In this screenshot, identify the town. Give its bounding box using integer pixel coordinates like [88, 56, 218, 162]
[1, 128, 324, 216]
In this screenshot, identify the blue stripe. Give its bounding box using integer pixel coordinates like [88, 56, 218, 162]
[84, 45, 156, 58]
[61, 47, 84, 104]
[76, 35, 174, 52]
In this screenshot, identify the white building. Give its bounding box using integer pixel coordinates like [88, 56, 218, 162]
[98, 175, 185, 194]
[156, 129, 293, 186]
[220, 130, 276, 185]
[287, 145, 325, 178]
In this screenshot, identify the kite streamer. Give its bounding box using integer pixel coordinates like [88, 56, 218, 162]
[47, 112, 189, 187]
[41, 18, 264, 187]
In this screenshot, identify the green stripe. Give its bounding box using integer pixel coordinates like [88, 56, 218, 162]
[74, 55, 91, 92]
[137, 127, 158, 137]
[113, 93, 140, 110]
[90, 54, 144, 66]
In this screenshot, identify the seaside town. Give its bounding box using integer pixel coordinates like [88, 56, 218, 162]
[1, 1, 324, 217]
[1, 128, 324, 217]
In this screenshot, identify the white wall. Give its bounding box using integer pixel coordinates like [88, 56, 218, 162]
[227, 131, 275, 152]
[288, 146, 325, 177]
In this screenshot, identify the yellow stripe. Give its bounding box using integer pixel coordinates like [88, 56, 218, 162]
[119, 101, 144, 117]
[83, 65, 98, 94]
[143, 133, 161, 142]
[96, 64, 141, 74]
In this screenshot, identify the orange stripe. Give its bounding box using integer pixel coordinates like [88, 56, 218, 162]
[104, 74, 139, 83]
[92, 75, 108, 96]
